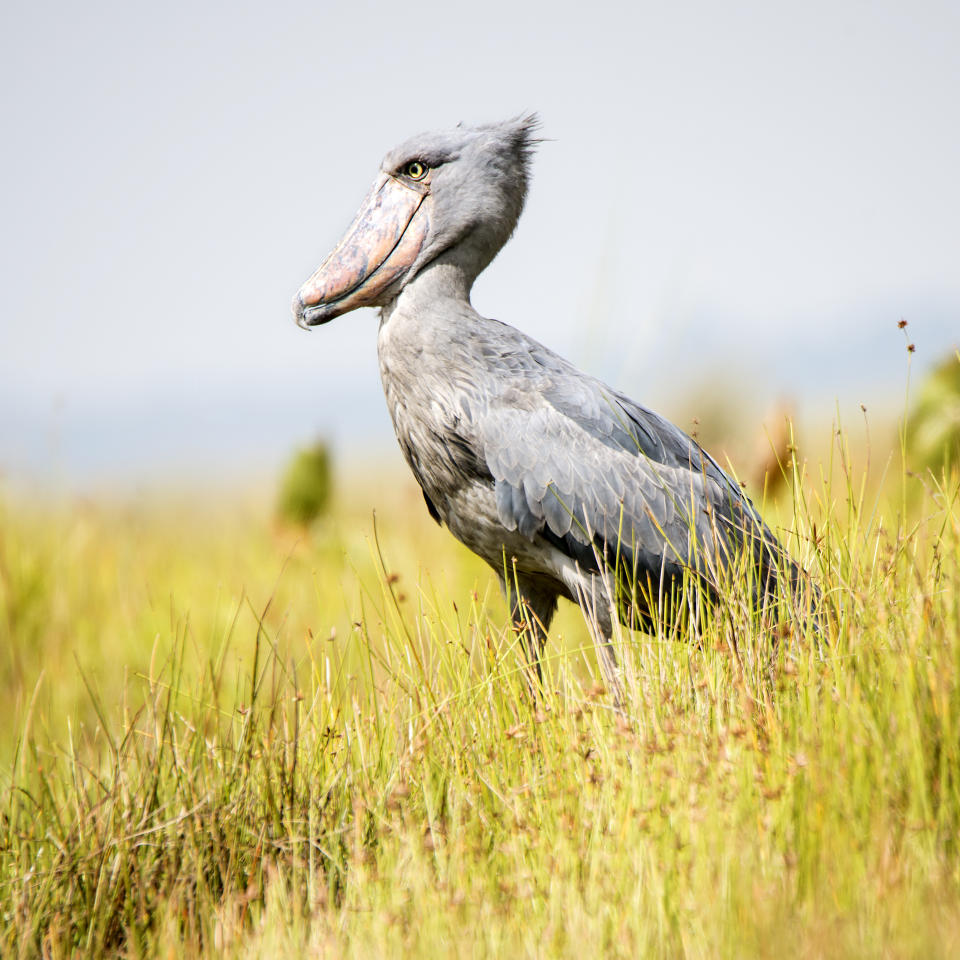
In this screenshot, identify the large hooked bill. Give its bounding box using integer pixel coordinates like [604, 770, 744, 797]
[293, 173, 429, 327]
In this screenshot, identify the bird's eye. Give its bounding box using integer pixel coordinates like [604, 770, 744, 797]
[403, 160, 427, 181]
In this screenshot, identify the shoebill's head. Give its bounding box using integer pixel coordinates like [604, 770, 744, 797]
[293, 115, 539, 327]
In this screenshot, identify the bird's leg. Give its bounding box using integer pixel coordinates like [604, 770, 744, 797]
[500, 573, 558, 694]
[568, 571, 625, 709]
[513, 599, 548, 688]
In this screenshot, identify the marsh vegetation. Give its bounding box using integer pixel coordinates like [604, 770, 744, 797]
[2, 402, 959, 957]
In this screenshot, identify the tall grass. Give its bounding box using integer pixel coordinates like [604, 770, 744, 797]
[1, 427, 959, 957]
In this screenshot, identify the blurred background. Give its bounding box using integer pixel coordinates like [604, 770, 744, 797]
[2, 0, 958, 493]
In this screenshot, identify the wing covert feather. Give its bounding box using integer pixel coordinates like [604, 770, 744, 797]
[448, 318, 780, 587]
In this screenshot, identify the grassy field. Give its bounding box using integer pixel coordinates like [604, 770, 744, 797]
[2, 422, 960, 957]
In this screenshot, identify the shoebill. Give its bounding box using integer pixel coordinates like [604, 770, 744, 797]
[292, 115, 810, 696]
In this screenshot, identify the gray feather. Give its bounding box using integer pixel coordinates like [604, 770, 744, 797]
[302, 115, 816, 644]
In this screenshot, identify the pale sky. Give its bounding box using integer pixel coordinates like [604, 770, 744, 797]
[2, 0, 958, 486]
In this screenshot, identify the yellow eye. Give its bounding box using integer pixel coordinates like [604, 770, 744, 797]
[404, 160, 427, 181]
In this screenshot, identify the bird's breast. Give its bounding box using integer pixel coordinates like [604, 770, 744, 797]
[378, 319, 492, 526]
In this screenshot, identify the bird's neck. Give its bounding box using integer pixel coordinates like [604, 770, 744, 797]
[380, 251, 477, 327]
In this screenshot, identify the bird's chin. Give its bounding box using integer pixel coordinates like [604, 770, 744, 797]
[293, 173, 429, 328]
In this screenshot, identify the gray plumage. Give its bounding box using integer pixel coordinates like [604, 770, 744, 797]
[295, 115, 808, 693]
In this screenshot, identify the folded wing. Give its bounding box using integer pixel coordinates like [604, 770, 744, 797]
[472, 328, 783, 593]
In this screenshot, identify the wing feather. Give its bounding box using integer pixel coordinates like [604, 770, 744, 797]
[470, 346, 764, 583]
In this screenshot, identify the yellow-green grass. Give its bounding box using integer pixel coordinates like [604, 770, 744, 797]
[2, 428, 959, 958]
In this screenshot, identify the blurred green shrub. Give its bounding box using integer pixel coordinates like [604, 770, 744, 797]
[908, 350, 960, 475]
[275, 442, 332, 528]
